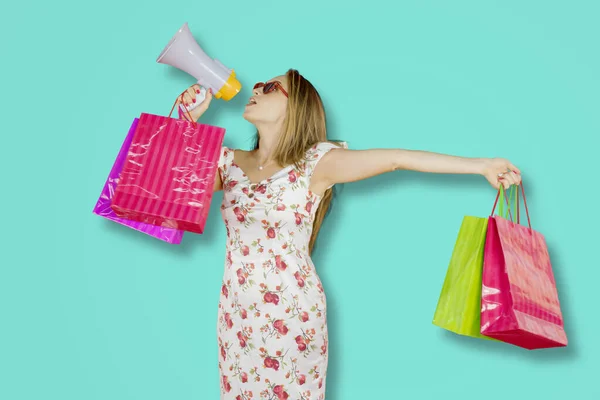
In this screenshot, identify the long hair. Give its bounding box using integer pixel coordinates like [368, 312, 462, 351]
[253, 69, 341, 255]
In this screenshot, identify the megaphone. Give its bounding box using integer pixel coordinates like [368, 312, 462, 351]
[157, 22, 242, 111]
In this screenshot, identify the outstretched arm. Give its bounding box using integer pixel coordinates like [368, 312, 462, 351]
[311, 147, 522, 193]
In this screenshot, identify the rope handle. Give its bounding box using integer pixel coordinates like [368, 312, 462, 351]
[490, 182, 532, 229]
[168, 88, 198, 125]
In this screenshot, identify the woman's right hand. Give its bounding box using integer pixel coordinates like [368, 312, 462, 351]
[175, 84, 213, 122]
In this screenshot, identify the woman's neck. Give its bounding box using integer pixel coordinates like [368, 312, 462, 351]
[254, 122, 283, 164]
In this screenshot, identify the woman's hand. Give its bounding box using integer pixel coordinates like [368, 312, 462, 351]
[480, 157, 522, 190]
[175, 84, 213, 122]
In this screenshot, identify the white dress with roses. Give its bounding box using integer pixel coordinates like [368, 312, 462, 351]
[216, 142, 344, 400]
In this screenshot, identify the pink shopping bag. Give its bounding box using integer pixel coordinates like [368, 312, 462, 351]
[110, 102, 225, 234]
[480, 184, 568, 349]
[93, 117, 184, 244]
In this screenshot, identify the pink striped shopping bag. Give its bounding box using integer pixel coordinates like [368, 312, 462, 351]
[93, 117, 184, 243]
[481, 184, 568, 349]
[110, 107, 225, 234]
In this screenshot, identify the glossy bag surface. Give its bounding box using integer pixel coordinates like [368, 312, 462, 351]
[110, 112, 225, 234]
[481, 185, 568, 349]
[93, 118, 184, 243]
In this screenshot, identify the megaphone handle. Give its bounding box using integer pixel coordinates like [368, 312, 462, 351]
[170, 92, 196, 124]
[180, 86, 207, 113]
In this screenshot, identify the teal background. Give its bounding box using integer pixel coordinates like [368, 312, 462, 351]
[1, 0, 597, 399]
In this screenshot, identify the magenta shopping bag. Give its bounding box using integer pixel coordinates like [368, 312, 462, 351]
[110, 112, 225, 234]
[93, 118, 185, 244]
[480, 184, 567, 349]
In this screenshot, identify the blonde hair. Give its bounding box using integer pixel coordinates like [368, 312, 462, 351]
[253, 69, 341, 254]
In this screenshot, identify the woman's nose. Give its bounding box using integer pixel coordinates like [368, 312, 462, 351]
[252, 87, 261, 96]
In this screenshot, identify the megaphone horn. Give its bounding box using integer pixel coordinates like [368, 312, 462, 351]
[157, 22, 242, 111]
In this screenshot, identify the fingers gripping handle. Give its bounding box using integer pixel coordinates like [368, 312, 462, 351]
[180, 86, 208, 113]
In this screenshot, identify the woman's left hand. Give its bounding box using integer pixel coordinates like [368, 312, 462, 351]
[481, 158, 522, 190]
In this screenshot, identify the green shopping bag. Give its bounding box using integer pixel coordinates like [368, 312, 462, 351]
[432, 187, 515, 339]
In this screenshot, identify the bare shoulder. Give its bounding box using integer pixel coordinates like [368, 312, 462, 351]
[307, 141, 348, 195]
[231, 149, 255, 168]
[232, 148, 252, 160]
[310, 141, 347, 163]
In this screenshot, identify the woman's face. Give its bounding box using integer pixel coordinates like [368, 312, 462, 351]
[242, 75, 289, 125]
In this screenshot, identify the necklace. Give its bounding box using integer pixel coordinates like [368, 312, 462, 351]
[256, 156, 273, 171]
[258, 161, 271, 171]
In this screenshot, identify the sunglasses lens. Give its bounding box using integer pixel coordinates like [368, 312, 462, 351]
[254, 82, 283, 95]
[263, 82, 276, 93]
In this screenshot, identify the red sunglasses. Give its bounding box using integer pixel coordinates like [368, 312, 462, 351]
[254, 81, 288, 97]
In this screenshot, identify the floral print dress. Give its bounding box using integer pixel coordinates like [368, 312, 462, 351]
[216, 141, 345, 400]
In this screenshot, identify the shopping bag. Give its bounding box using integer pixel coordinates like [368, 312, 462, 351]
[93, 118, 184, 244]
[431, 188, 514, 340]
[110, 103, 225, 234]
[432, 215, 494, 340]
[480, 184, 568, 349]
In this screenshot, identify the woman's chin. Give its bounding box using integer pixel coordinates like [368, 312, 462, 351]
[242, 107, 257, 122]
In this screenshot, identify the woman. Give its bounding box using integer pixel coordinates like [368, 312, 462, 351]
[176, 69, 522, 400]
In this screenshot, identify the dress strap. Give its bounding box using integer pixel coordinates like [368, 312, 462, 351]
[304, 141, 348, 179]
[218, 146, 235, 182]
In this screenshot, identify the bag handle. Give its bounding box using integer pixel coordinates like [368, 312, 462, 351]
[167, 89, 198, 126]
[502, 185, 517, 220]
[491, 185, 514, 221]
[490, 183, 532, 229]
[510, 183, 532, 229]
[517, 181, 532, 228]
